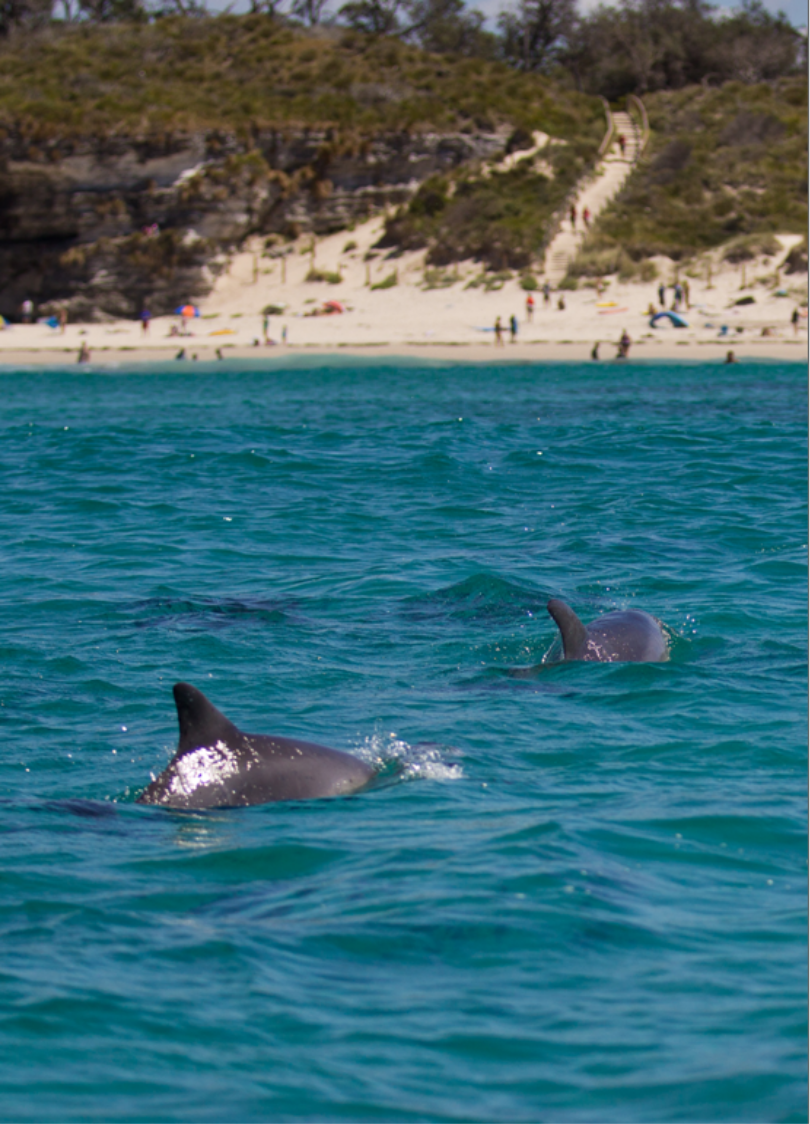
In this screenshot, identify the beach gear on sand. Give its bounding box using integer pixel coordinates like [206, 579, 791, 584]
[650, 311, 688, 328]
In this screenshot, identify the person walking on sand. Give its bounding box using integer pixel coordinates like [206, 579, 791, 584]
[583, 207, 590, 229]
[616, 329, 631, 359]
[791, 307, 800, 335]
[141, 307, 151, 335]
[682, 278, 690, 310]
[77, 341, 90, 364]
[569, 203, 577, 230]
[494, 316, 504, 346]
[526, 292, 534, 322]
[509, 314, 518, 343]
[263, 312, 270, 344]
[591, 342, 600, 360]
[658, 282, 665, 307]
[543, 281, 551, 306]
[618, 134, 626, 158]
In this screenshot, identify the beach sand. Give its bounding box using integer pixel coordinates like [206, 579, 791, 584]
[1, 217, 806, 365]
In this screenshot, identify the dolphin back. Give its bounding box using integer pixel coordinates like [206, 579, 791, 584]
[546, 600, 668, 663]
[547, 599, 589, 659]
[173, 681, 240, 752]
[137, 683, 375, 809]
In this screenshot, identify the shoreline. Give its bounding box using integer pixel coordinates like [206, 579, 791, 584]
[0, 338, 805, 366]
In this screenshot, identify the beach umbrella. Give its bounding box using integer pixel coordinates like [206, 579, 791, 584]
[175, 304, 200, 318]
[324, 300, 345, 313]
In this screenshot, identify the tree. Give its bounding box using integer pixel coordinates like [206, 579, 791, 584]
[497, 0, 576, 72]
[0, 0, 53, 35]
[339, 0, 403, 35]
[289, 0, 329, 25]
[78, 0, 146, 19]
[403, 0, 494, 56]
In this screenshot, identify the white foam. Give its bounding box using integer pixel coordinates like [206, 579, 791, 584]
[357, 731, 463, 784]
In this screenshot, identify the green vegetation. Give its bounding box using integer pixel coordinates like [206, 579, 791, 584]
[306, 267, 343, 283]
[370, 269, 398, 289]
[377, 115, 602, 270]
[0, 14, 600, 140]
[569, 77, 807, 270]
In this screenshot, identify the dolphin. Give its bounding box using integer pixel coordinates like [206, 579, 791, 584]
[546, 598, 669, 663]
[137, 682, 375, 810]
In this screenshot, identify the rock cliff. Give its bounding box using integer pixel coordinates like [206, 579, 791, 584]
[0, 127, 505, 321]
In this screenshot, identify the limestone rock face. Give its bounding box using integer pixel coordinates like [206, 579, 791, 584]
[0, 128, 504, 320]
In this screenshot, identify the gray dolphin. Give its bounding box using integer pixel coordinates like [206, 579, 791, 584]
[546, 598, 669, 663]
[137, 682, 375, 810]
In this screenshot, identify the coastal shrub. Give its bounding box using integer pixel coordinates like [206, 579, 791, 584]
[782, 240, 808, 274]
[0, 17, 604, 141]
[590, 78, 807, 262]
[422, 268, 457, 289]
[519, 273, 539, 290]
[306, 268, 343, 284]
[371, 270, 398, 290]
[722, 233, 782, 263]
[376, 133, 602, 269]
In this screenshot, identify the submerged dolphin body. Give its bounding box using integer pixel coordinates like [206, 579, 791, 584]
[546, 599, 669, 663]
[137, 682, 375, 810]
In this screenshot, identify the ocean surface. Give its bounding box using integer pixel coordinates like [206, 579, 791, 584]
[0, 357, 806, 1123]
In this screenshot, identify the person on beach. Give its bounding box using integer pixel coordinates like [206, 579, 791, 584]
[141, 308, 151, 334]
[569, 204, 576, 230]
[617, 329, 631, 358]
[682, 279, 690, 310]
[526, 293, 534, 321]
[21, 298, 33, 323]
[509, 314, 518, 343]
[618, 134, 626, 157]
[216, 348, 224, 361]
[543, 281, 551, 306]
[263, 313, 270, 344]
[583, 207, 590, 229]
[791, 307, 800, 335]
[673, 282, 683, 311]
[724, 350, 737, 363]
[557, 295, 566, 311]
[77, 341, 90, 363]
[494, 316, 504, 346]
[658, 282, 665, 307]
[59, 307, 67, 335]
[175, 348, 186, 360]
[591, 342, 600, 360]
[282, 325, 288, 345]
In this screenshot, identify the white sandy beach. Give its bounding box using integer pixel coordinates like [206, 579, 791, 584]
[1, 216, 806, 365]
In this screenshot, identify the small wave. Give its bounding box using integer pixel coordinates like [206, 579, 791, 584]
[400, 572, 547, 626]
[357, 731, 463, 785]
[126, 594, 303, 632]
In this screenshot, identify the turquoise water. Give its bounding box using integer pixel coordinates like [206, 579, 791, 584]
[0, 358, 806, 1122]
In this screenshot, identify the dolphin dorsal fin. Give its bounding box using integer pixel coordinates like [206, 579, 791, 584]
[547, 599, 588, 660]
[173, 682, 240, 753]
